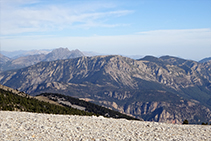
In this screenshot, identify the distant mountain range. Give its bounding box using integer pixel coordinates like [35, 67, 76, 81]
[0, 54, 211, 124]
[199, 57, 211, 63]
[0, 54, 11, 64]
[0, 48, 84, 72]
[1, 48, 210, 72]
[1, 49, 51, 59]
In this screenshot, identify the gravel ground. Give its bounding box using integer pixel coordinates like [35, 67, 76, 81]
[0, 111, 210, 141]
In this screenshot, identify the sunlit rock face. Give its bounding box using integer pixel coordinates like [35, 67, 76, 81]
[0, 55, 211, 123]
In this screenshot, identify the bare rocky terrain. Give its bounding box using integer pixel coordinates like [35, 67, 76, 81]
[0, 111, 210, 141]
[1, 55, 211, 123]
[0, 48, 84, 72]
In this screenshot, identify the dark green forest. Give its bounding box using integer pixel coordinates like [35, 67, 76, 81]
[0, 88, 94, 116]
[39, 93, 139, 120]
[0, 88, 138, 120]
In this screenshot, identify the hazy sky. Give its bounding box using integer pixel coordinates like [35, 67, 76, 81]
[1, 0, 211, 60]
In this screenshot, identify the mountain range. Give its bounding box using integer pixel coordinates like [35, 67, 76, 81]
[1, 49, 51, 59]
[0, 52, 211, 124]
[0, 48, 84, 72]
[199, 57, 211, 63]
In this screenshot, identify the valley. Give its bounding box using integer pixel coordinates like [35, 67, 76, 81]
[0, 48, 211, 124]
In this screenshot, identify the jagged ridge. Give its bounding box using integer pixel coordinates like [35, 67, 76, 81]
[0, 48, 84, 71]
[0, 55, 211, 123]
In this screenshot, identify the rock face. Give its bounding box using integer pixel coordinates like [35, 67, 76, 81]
[0, 54, 11, 64]
[122, 101, 211, 124]
[43, 48, 84, 62]
[0, 55, 211, 123]
[0, 48, 84, 71]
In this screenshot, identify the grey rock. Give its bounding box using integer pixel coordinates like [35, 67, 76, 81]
[1, 55, 211, 123]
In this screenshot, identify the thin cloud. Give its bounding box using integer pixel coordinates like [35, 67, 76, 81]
[137, 28, 211, 36]
[1, 1, 133, 35]
[2, 28, 210, 60]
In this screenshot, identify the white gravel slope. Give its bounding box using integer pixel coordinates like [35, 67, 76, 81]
[0, 111, 210, 141]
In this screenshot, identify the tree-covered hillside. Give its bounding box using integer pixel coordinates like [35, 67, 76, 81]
[0, 88, 94, 116]
[39, 93, 139, 120]
[0, 86, 138, 120]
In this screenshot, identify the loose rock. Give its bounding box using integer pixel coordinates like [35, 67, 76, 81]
[0, 111, 210, 140]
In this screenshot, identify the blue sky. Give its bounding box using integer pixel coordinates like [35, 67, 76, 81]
[1, 0, 211, 60]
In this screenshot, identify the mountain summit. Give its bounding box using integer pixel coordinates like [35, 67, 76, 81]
[0, 48, 84, 71]
[43, 48, 84, 62]
[0, 55, 211, 123]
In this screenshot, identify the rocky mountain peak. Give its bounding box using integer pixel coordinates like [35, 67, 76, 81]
[69, 49, 84, 58]
[43, 48, 84, 62]
[0, 54, 211, 123]
[44, 48, 69, 61]
[51, 47, 70, 54]
[0, 54, 11, 64]
[0, 48, 85, 71]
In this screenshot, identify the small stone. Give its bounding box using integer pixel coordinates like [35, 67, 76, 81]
[0, 111, 210, 140]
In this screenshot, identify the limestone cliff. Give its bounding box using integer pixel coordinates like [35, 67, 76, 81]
[0, 55, 211, 123]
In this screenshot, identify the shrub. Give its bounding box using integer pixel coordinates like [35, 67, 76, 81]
[182, 119, 189, 124]
[202, 122, 208, 125]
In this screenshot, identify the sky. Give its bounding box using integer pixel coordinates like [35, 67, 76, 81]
[0, 0, 211, 61]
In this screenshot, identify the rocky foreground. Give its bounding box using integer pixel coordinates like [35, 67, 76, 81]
[0, 111, 210, 141]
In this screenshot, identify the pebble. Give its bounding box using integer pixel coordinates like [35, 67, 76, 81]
[0, 111, 210, 140]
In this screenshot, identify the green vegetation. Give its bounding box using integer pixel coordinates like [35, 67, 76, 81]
[0, 87, 138, 120]
[39, 93, 139, 120]
[182, 120, 211, 125]
[182, 119, 189, 124]
[0, 88, 94, 116]
[201, 122, 209, 125]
